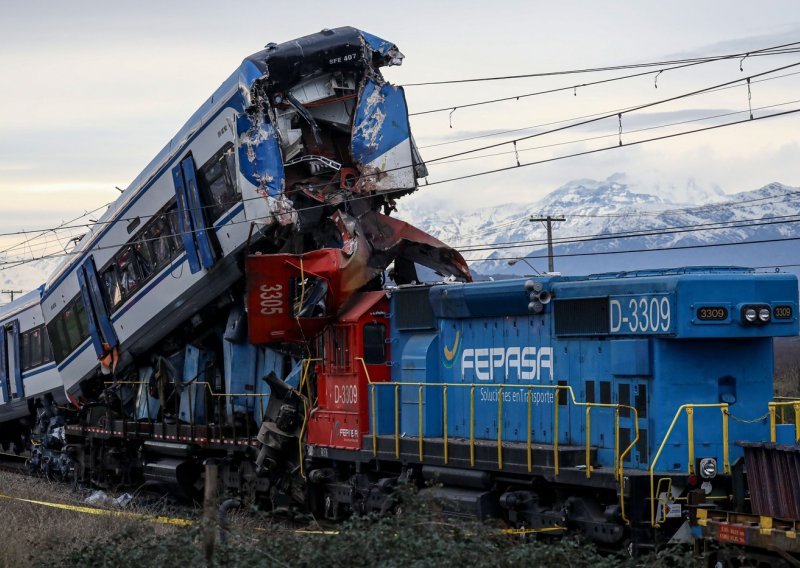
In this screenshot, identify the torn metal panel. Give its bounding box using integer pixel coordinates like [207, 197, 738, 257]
[351, 78, 416, 193]
[359, 30, 404, 66]
[359, 211, 472, 283]
[247, 210, 470, 344]
[236, 110, 296, 226]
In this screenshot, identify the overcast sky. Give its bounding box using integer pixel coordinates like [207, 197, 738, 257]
[1, 1, 799, 253]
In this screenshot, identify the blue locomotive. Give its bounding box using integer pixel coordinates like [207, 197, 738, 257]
[266, 266, 798, 549]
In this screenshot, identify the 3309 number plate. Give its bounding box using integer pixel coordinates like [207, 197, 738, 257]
[609, 294, 673, 335]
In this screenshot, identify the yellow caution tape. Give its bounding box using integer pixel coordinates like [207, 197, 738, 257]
[0, 493, 193, 526]
[0, 493, 565, 536]
[501, 526, 564, 535]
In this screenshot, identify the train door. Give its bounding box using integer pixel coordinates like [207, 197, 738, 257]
[172, 155, 217, 274]
[0, 321, 23, 401]
[617, 379, 649, 468]
[0, 320, 25, 404]
[77, 257, 119, 358]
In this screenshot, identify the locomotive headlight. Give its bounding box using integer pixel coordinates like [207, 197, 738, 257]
[699, 457, 717, 479]
[740, 304, 771, 325]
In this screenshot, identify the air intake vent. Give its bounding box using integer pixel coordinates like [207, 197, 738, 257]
[394, 287, 434, 330]
[554, 297, 609, 336]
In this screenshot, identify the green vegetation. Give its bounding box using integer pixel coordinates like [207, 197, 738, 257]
[31, 487, 699, 568]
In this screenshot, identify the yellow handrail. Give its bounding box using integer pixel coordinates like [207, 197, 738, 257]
[768, 400, 800, 442]
[354, 357, 638, 522]
[649, 403, 729, 527]
[107, 380, 272, 399]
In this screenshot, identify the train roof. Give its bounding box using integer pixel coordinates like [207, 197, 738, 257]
[0, 287, 42, 321]
[44, 27, 400, 294]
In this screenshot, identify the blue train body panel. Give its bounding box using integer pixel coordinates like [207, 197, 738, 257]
[386, 267, 799, 474]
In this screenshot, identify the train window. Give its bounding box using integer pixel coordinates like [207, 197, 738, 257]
[331, 327, 351, 370]
[98, 201, 187, 315]
[585, 380, 595, 404]
[63, 305, 82, 348]
[635, 384, 647, 419]
[48, 316, 68, 362]
[134, 240, 155, 279]
[363, 323, 386, 364]
[618, 383, 631, 417]
[599, 381, 611, 405]
[117, 247, 142, 297]
[29, 327, 43, 369]
[75, 299, 90, 340]
[144, 213, 176, 267]
[166, 209, 184, 251]
[20, 331, 31, 371]
[48, 297, 91, 364]
[103, 267, 123, 308]
[43, 327, 54, 364]
[198, 143, 238, 223]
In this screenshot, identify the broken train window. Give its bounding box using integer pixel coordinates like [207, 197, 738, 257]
[197, 142, 238, 224]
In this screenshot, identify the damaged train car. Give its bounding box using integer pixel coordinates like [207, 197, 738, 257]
[11, 28, 470, 487]
[39, 27, 468, 409]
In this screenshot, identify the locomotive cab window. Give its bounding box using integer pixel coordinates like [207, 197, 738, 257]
[363, 323, 386, 364]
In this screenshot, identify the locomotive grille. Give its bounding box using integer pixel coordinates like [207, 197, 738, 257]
[553, 297, 610, 336]
[394, 286, 435, 330]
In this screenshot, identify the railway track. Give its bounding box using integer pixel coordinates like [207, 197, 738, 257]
[0, 452, 29, 474]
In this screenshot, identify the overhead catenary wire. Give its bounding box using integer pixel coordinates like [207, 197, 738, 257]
[0, 101, 800, 267]
[2, 104, 800, 270]
[3, 58, 799, 252]
[426, 98, 800, 168]
[456, 213, 800, 253]
[3, 53, 800, 269]
[400, 41, 800, 87]
[416, 69, 800, 149]
[464, 232, 800, 263]
[423, 60, 800, 164]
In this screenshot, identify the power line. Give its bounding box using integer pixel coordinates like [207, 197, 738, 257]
[416, 70, 800, 148]
[3, 63, 797, 252]
[409, 51, 800, 118]
[457, 214, 800, 253]
[401, 42, 800, 87]
[427, 99, 800, 168]
[3, 105, 800, 268]
[419, 107, 800, 189]
[2, 88, 800, 266]
[465, 232, 800, 263]
[424, 60, 800, 164]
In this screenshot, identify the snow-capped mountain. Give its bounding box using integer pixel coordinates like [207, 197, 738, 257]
[396, 174, 800, 277]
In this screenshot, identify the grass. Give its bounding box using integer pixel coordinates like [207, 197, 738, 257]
[0, 476, 700, 568]
[0, 471, 183, 568]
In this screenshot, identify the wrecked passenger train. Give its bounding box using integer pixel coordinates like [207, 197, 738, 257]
[0, 27, 467, 491]
[39, 27, 464, 411]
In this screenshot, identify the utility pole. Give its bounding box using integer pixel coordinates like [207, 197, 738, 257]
[528, 216, 565, 273]
[1, 290, 23, 303]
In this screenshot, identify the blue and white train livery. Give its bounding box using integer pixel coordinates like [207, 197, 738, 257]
[40, 27, 429, 402]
